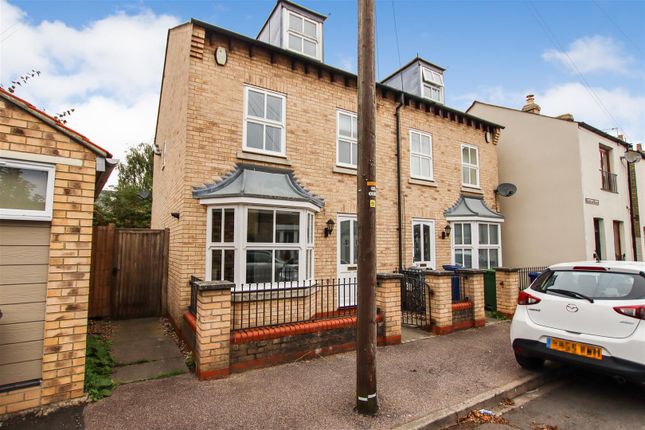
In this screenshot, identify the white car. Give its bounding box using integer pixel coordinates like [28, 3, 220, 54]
[510, 261, 645, 383]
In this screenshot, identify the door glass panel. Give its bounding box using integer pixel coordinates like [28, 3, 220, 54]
[413, 224, 421, 262]
[276, 211, 299, 243]
[246, 250, 273, 284]
[247, 209, 273, 242]
[423, 224, 431, 262]
[275, 249, 299, 282]
[340, 220, 350, 264]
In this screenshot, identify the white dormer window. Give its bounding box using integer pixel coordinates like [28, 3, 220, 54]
[286, 12, 320, 59]
[421, 67, 444, 103]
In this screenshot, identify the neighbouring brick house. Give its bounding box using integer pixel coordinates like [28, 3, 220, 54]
[0, 88, 113, 415]
[151, 1, 504, 376]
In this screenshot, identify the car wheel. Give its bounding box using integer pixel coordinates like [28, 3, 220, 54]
[514, 353, 545, 371]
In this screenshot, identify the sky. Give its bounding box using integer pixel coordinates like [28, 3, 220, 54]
[1, 0, 644, 180]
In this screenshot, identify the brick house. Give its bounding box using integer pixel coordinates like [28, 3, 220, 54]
[0, 89, 113, 415]
[151, 0, 504, 369]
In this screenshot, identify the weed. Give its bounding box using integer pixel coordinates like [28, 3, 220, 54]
[84, 335, 115, 401]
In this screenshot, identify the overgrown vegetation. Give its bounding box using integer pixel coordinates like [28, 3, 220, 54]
[488, 310, 509, 320]
[84, 334, 116, 401]
[94, 142, 154, 227]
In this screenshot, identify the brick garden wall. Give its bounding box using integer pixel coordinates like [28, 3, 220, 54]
[0, 98, 97, 415]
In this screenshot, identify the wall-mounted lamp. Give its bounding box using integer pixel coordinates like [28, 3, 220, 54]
[171, 212, 180, 220]
[324, 218, 335, 238]
[441, 224, 452, 240]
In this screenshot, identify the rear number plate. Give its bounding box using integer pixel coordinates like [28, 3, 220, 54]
[546, 337, 602, 360]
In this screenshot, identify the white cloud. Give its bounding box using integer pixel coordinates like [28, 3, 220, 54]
[0, 0, 181, 183]
[543, 35, 634, 75]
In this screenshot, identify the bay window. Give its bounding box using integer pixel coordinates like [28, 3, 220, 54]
[452, 222, 502, 269]
[478, 223, 500, 269]
[453, 222, 473, 268]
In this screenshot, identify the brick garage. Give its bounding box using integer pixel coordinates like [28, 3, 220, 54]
[0, 89, 112, 416]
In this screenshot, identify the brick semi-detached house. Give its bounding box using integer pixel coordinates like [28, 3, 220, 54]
[152, 0, 505, 365]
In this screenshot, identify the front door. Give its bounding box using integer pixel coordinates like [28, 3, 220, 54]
[337, 215, 357, 307]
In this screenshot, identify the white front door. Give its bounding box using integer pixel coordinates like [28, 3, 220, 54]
[337, 215, 357, 307]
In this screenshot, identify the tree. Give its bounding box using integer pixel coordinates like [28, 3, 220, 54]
[94, 142, 153, 228]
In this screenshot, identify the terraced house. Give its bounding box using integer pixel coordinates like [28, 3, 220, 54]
[151, 0, 505, 376]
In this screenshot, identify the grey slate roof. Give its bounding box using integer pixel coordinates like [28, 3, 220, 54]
[193, 164, 324, 208]
[444, 196, 503, 219]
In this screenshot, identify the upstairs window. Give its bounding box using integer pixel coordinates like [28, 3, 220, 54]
[244, 86, 286, 156]
[337, 111, 358, 168]
[461, 144, 480, 188]
[0, 158, 55, 221]
[599, 146, 617, 193]
[421, 67, 444, 103]
[287, 12, 319, 59]
[410, 130, 433, 180]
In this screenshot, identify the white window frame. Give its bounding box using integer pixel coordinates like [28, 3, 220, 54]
[242, 86, 287, 157]
[461, 144, 480, 188]
[420, 67, 444, 104]
[477, 223, 501, 269]
[409, 129, 433, 181]
[205, 203, 316, 289]
[206, 207, 236, 282]
[0, 158, 55, 221]
[450, 221, 503, 269]
[284, 11, 321, 60]
[336, 110, 358, 169]
[411, 219, 436, 269]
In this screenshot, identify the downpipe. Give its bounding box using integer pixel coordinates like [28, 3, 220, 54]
[395, 94, 404, 272]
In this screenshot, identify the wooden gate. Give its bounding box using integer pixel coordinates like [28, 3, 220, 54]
[89, 226, 169, 320]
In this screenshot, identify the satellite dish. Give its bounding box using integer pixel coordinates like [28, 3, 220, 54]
[624, 150, 642, 163]
[496, 183, 517, 197]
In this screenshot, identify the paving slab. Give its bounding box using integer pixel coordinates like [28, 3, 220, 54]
[110, 317, 187, 384]
[85, 322, 536, 430]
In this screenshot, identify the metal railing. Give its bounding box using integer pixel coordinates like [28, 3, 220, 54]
[518, 266, 548, 290]
[400, 269, 432, 328]
[188, 276, 200, 315]
[231, 278, 357, 331]
[600, 170, 617, 193]
[453, 272, 468, 303]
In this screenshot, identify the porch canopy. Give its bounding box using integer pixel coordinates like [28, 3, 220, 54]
[193, 164, 324, 210]
[444, 195, 503, 221]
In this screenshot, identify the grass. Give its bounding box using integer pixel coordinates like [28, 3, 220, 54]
[487, 310, 509, 321]
[84, 334, 116, 401]
[153, 369, 187, 380]
[115, 358, 151, 367]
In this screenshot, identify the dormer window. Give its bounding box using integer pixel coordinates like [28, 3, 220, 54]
[286, 12, 320, 59]
[421, 67, 444, 103]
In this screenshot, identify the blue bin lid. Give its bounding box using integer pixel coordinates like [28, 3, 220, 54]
[442, 264, 464, 271]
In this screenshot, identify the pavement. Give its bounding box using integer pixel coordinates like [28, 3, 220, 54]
[445, 370, 645, 430]
[110, 318, 188, 384]
[82, 321, 536, 430]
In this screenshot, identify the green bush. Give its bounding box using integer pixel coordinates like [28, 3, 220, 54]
[84, 334, 115, 401]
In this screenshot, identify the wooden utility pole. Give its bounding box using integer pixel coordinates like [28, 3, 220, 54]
[356, 0, 378, 416]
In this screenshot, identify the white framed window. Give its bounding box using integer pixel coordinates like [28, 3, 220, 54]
[337, 110, 358, 168]
[451, 221, 502, 269]
[0, 158, 55, 221]
[461, 144, 480, 188]
[206, 204, 315, 287]
[453, 222, 473, 268]
[478, 223, 500, 269]
[286, 11, 320, 59]
[421, 67, 444, 104]
[410, 130, 433, 180]
[412, 219, 435, 268]
[243, 86, 286, 156]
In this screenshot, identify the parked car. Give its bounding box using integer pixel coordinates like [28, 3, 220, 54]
[510, 261, 645, 383]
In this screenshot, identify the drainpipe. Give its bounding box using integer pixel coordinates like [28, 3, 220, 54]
[627, 161, 638, 261]
[395, 93, 405, 272]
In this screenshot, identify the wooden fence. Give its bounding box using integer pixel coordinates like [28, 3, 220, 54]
[89, 226, 169, 320]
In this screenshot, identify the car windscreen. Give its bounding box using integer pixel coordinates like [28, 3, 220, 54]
[531, 270, 645, 300]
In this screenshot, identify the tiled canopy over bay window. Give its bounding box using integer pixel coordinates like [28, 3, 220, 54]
[193, 164, 323, 287]
[445, 196, 504, 270]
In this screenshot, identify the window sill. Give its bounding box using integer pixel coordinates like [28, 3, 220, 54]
[237, 151, 292, 166]
[461, 186, 483, 195]
[333, 165, 357, 176]
[600, 188, 618, 194]
[409, 178, 438, 188]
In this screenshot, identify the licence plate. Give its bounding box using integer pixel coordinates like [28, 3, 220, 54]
[546, 337, 602, 360]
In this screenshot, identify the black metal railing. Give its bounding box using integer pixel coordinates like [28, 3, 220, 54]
[453, 272, 468, 303]
[600, 170, 618, 193]
[400, 269, 432, 328]
[518, 266, 548, 290]
[188, 276, 201, 315]
[231, 278, 357, 331]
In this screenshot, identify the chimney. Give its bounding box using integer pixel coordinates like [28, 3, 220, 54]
[521, 94, 541, 114]
[556, 113, 574, 121]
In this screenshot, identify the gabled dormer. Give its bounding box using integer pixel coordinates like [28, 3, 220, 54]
[381, 57, 446, 104]
[257, 0, 326, 61]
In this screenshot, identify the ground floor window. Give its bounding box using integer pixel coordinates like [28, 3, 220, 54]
[206, 204, 316, 287]
[451, 221, 502, 269]
[0, 158, 55, 221]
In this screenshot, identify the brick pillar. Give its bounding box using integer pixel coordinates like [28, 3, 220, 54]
[376, 273, 402, 345]
[194, 280, 233, 380]
[425, 271, 453, 335]
[458, 270, 486, 327]
[495, 268, 520, 319]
